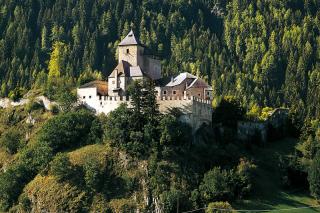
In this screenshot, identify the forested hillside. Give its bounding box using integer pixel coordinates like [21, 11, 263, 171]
[1, 0, 319, 122]
[1, 1, 320, 212]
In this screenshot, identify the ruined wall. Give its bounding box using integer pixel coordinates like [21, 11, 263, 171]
[158, 97, 212, 132]
[237, 121, 267, 143]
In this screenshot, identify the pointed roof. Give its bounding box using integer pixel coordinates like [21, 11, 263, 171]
[119, 30, 141, 46]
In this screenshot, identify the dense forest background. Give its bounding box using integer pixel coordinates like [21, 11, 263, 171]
[1, 0, 320, 212]
[0, 0, 320, 122]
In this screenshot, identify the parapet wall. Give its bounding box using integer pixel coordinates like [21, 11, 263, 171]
[80, 95, 213, 132]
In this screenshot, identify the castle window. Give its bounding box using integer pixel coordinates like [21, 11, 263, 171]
[198, 94, 201, 97]
[83, 96, 86, 99]
[89, 96, 92, 99]
[163, 91, 167, 95]
[173, 91, 177, 95]
[112, 81, 115, 84]
[126, 49, 130, 54]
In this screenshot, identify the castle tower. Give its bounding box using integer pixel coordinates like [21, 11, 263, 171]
[118, 30, 145, 67]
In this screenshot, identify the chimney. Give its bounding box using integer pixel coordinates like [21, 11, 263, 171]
[171, 76, 174, 83]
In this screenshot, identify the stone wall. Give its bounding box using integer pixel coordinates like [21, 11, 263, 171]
[78, 92, 213, 132]
[237, 121, 267, 143]
[143, 57, 162, 80]
[118, 45, 144, 67]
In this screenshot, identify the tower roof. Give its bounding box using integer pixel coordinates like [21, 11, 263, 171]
[119, 30, 141, 46]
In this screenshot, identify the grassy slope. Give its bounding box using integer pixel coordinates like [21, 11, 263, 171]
[233, 138, 320, 212]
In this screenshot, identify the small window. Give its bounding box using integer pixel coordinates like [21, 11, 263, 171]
[89, 96, 92, 99]
[112, 81, 115, 84]
[173, 91, 177, 95]
[163, 91, 167, 95]
[126, 49, 130, 54]
[207, 92, 210, 95]
[198, 94, 201, 97]
[83, 96, 86, 99]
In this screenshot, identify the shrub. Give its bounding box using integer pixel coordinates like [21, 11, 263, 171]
[159, 115, 192, 146]
[83, 157, 101, 191]
[55, 89, 77, 112]
[8, 87, 25, 102]
[0, 128, 23, 154]
[308, 152, 320, 200]
[49, 104, 59, 114]
[50, 153, 74, 182]
[235, 158, 257, 198]
[37, 110, 95, 151]
[199, 167, 233, 202]
[206, 202, 234, 213]
[25, 99, 43, 113]
[0, 163, 33, 211]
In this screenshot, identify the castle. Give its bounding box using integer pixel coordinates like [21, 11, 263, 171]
[77, 30, 213, 131]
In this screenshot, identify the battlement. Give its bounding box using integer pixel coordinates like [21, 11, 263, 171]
[86, 95, 212, 104]
[78, 93, 213, 133]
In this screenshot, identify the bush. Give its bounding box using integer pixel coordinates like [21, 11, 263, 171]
[0, 163, 33, 211]
[0, 128, 23, 154]
[206, 202, 234, 213]
[199, 160, 256, 203]
[199, 167, 233, 202]
[50, 153, 74, 182]
[159, 115, 192, 146]
[235, 158, 257, 198]
[83, 158, 102, 191]
[308, 152, 320, 200]
[8, 87, 25, 102]
[25, 100, 43, 113]
[49, 104, 60, 114]
[37, 110, 96, 151]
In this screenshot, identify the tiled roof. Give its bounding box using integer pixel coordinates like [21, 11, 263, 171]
[79, 80, 108, 96]
[119, 30, 141, 46]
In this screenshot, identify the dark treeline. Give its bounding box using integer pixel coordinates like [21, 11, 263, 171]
[0, 0, 320, 121]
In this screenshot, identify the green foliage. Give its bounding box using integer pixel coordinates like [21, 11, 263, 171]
[0, 162, 33, 211]
[104, 103, 132, 147]
[0, 128, 23, 154]
[77, 69, 103, 86]
[159, 115, 192, 146]
[83, 157, 102, 192]
[8, 87, 25, 102]
[25, 99, 44, 113]
[199, 159, 256, 203]
[48, 41, 67, 79]
[199, 167, 233, 202]
[50, 153, 74, 182]
[213, 96, 245, 128]
[54, 89, 77, 112]
[308, 152, 320, 200]
[206, 201, 234, 213]
[105, 80, 167, 156]
[37, 110, 96, 152]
